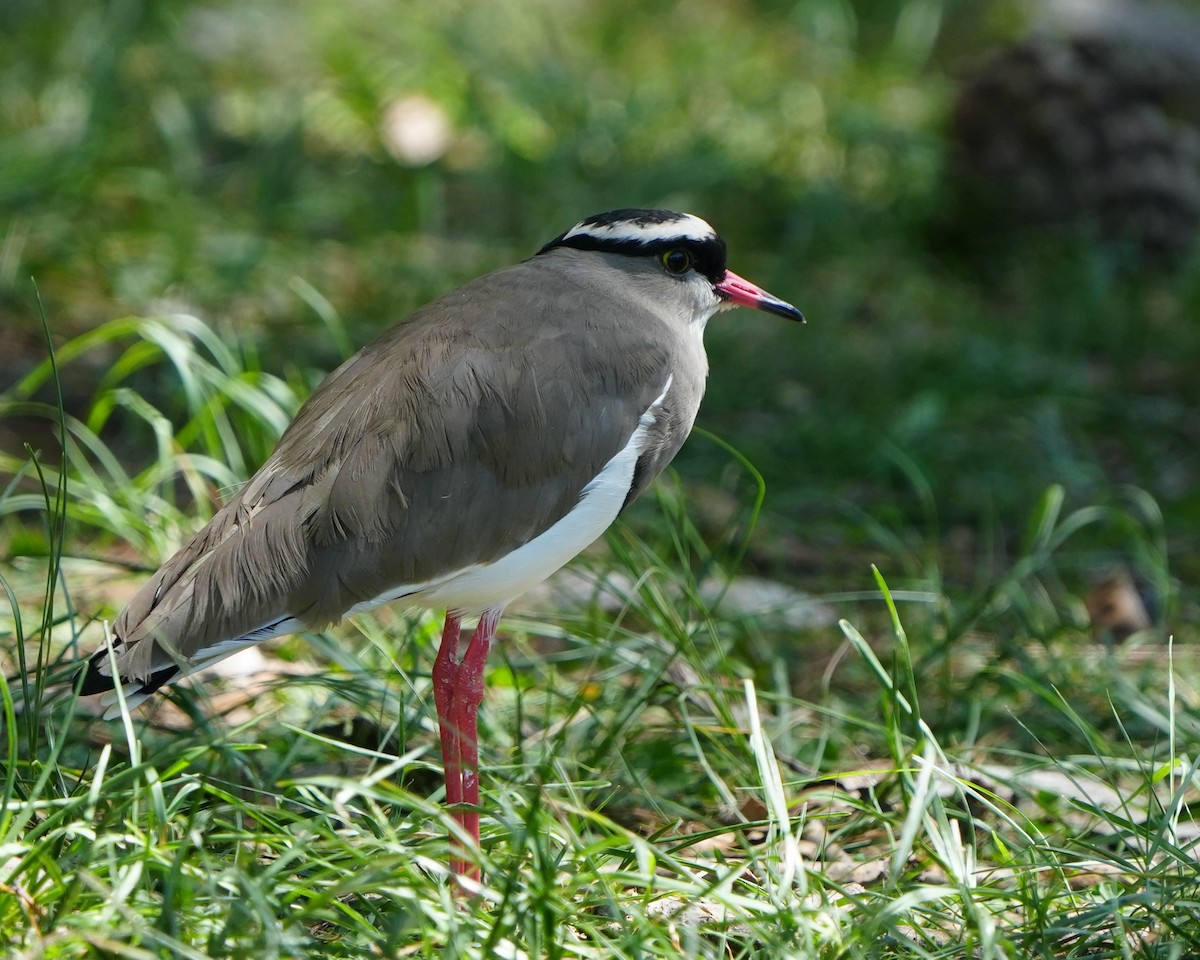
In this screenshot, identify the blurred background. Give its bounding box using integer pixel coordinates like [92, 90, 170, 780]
[3, 0, 1200, 633]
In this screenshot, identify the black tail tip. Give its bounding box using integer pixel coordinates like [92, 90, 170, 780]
[74, 647, 179, 703]
[76, 651, 119, 697]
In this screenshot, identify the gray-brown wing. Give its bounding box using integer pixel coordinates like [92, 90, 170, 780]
[101, 260, 681, 684]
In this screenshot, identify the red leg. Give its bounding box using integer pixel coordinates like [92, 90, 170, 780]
[431, 608, 501, 881]
[432, 614, 464, 811]
[451, 608, 500, 863]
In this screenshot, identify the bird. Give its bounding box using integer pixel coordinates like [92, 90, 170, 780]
[75, 208, 804, 880]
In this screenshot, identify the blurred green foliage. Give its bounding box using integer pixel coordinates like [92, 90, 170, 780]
[3, 0, 1199, 600]
[0, 0, 954, 319]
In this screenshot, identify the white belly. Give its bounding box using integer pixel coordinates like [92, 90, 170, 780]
[345, 375, 673, 617]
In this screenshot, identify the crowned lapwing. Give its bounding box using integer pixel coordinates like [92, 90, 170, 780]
[77, 208, 803, 880]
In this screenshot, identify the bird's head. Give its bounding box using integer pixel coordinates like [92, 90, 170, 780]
[536, 208, 804, 326]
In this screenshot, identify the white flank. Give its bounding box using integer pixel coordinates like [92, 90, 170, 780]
[347, 375, 676, 618]
[563, 213, 715, 246]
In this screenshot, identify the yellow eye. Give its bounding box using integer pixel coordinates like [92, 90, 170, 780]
[661, 248, 693, 275]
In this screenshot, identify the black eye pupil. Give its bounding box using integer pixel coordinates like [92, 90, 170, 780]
[663, 249, 692, 274]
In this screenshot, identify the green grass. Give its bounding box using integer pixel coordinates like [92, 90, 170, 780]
[2, 314, 1198, 958]
[5, 0, 1200, 954]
